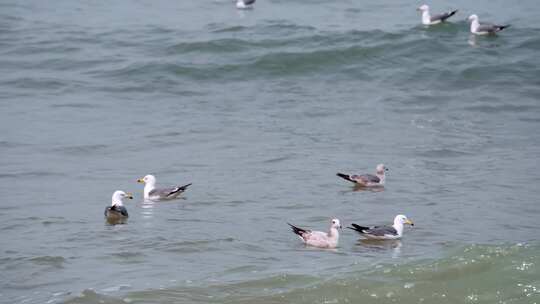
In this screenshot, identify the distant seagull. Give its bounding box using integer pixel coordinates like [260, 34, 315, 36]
[288, 219, 342, 249]
[104, 190, 133, 222]
[137, 174, 191, 201]
[337, 164, 388, 187]
[468, 14, 510, 35]
[417, 4, 458, 25]
[236, 0, 255, 9]
[348, 215, 414, 240]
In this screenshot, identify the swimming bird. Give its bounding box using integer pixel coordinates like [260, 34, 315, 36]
[288, 219, 342, 249]
[468, 14, 510, 35]
[337, 164, 388, 187]
[137, 174, 191, 201]
[417, 4, 458, 25]
[104, 190, 133, 221]
[348, 215, 414, 240]
[236, 0, 255, 9]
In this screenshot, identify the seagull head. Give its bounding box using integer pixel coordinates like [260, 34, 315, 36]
[331, 218, 342, 229]
[137, 174, 156, 185]
[376, 164, 388, 174]
[394, 214, 414, 226]
[468, 14, 479, 23]
[417, 4, 429, 12]
[112, 190, 133, 204]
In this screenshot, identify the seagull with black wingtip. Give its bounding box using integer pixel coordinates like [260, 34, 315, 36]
[337, 164, 388, 187]
[137, 174, 192, 201]
[468, 14, 510, 35]
[288, 219, 342, 249]
[417, 4, 458, 25]
[349, 215, 414, 240]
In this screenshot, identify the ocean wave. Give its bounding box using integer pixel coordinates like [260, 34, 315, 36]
[62, 244, 539, 304]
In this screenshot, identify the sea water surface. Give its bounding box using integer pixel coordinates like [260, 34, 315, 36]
[1, 0, 540, 303]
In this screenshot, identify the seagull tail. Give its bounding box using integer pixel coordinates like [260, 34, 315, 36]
[287, 223, 307, 236]
[497, 24, 510, 31]
[347, 223, 369, 234]
[448, 9, 458, 17]
[336, 173, 355, 183]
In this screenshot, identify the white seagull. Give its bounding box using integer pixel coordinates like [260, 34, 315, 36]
[137, 174, 191, 201]
[288, 219, 342, 249]
[348, 215, 414, 240]
[468, 14, 510, 35]
[236, 0, 255, 9]
[337, 164, 388, 187]
[104, 190, 133, 221]
[417, 4, 458, 25]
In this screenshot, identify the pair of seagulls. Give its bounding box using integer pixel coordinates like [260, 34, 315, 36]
[288, 215, 414, 249]
[104, 175, 192, 221]
[417, 4, 510, 35]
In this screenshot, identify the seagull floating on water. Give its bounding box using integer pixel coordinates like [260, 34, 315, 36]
[288, 219, 342, 249]
[337, 164, 388, 187]
[348, 215, 414, 240]
[137, 174, 191, 201]
[468, 14, 510, 35]
[236, 0, 255, 9]
[417, 4, 458, 25]
[104, 190, 132, 222]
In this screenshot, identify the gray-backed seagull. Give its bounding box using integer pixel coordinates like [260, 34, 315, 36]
[349, 215, 414, 240]
[137, 174, 191, 201]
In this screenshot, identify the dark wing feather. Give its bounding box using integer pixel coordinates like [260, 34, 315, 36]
[111, 205, 128, 217]
[364, 225, 398, 236]
[105, 205, 128, 217]
[337, 173, 355, 183]
[288, 223, 310, 237]
[349, 224, 397, 236]
[244, 0, 256, 5]
[430, 10, 458, 22]
[166, 183, 192, 197]
[478, 23, 509, 33]
[348, 223, 371, 234]
[149, 183, 191, 198]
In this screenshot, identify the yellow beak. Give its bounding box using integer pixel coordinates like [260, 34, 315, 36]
[405, 219, 414, 226]
[137, 178, 144, 183]
[126, 193, 134, 199]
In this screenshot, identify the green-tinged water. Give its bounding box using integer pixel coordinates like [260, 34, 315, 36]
[65, 244, 539, 304]
[1, 0, 539, 303]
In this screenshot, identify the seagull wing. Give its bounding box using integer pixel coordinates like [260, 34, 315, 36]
[430, 10, 458, 22]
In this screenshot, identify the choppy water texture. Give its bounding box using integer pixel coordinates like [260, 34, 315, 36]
[1, 0, 540, 303]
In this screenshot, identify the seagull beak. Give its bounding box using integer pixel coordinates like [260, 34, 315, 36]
[137, 178, 144, 183]
[126, 193, 133, 199]
[405, 219, 414, 226]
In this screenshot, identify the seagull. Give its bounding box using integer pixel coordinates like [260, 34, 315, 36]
[236, 0, 255, 9]
[137, 174, 191, 201]
[337, 164, 388, 187]
[468, 14, 510, 35]
[348, 215, 414, 240]
[104, 190, 133, 221]
[288, 219, 342, 249]
[417, 4, 458, 25]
